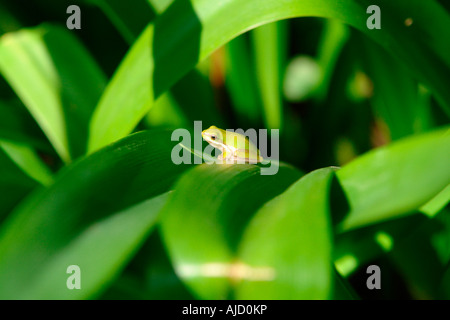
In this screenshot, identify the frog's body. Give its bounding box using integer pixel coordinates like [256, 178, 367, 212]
[201, 126, 263, 164]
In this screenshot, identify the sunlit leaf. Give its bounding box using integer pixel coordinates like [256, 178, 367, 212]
[0, 25, 106, 161]
[337, 126, 450, 231]
[160, 163, 302, 299]
[236, 168, 335, 299]
[88, 0, 450, 151]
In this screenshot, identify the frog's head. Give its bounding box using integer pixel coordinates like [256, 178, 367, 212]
[202, 126, 224, 148]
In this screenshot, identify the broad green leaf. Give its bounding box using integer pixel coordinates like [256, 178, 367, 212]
[0, 140, 53, 186]
[251, 21, 286, 130]
[0, 130, 191, 299]
[160, 163, 302, 299]
[337, 126, 450, 231]
[101, 230, 194, 300]
[23, 193, 167, 299]
[235, 168, 335, 299]
[88, 0, 450, 152]
[179, 142, 216, 163]
[91, 0, 219, 131]
[0, 25, 106, 161]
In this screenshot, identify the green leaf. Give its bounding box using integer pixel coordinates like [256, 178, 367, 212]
[235, 168, 335, 299]
[0, 140, 53, 186]
[0, 129, 191, 299]
[420, 184, 450, 218]
[0, 25, 106, 161]
[224, 34, 261, 126]
[145, 93, 189, 129]
[93, 0, 220, 132]
[88, 0, 450, 152]
[23, 193, 168, 300]
[160, 163, 302, 299]
[337, 126, 450, 231]
[251, 21, 286, 130]
[101, 230, 194, 300]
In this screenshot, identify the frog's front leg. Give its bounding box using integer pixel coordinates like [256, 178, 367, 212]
[218, 146, 235, 163]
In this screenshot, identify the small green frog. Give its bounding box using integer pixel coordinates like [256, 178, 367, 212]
[201, 126, 264, 164]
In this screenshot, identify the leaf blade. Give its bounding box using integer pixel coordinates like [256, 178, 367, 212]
[235, 168, 336, 299]
[337, 126, 450, 231]
[88, 0, 450, 151]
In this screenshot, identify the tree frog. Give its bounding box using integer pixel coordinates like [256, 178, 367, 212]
[201, 126, 264, 164]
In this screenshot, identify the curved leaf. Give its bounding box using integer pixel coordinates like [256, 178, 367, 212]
[160, 163, 302, 299]
[0, 25, 107, 161]
[88, 0, 450, 151]
[337, 126, 450, 231]
[236, 167, 336, 299]
[0, 140, 53, 186]
[22, 193, 168, 300]
[0, 129, 190, 299]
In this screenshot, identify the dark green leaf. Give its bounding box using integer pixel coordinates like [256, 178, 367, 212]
[0, 130, 191, 299]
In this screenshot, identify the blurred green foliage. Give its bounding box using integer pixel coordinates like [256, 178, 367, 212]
[0, 0, 448, 300]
